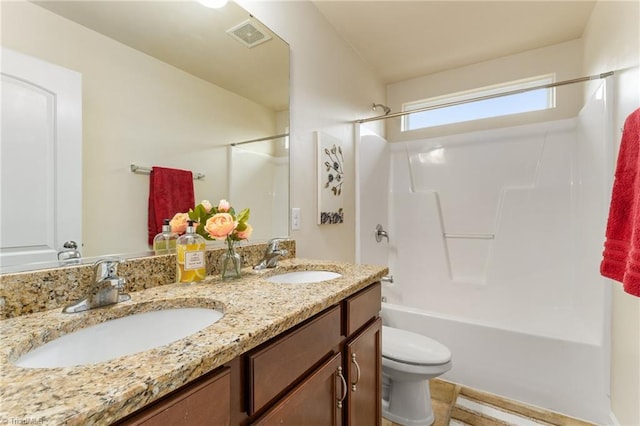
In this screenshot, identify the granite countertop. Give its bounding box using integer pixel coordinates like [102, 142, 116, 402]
[0, 258, 388, 425]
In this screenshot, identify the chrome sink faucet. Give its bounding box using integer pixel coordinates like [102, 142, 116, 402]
[254, 238, 289, 270]
[62, 258, 131, 313]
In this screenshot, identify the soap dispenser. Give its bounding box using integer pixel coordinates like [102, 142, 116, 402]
[153, 219, 178, 254]
[176, 220, 206, 284]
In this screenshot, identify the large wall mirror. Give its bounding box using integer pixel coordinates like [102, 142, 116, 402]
[0, 1, 290, 272]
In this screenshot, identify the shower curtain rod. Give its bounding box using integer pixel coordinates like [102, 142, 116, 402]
[355, 71, 614, 124]
[230, 133, 289, 146]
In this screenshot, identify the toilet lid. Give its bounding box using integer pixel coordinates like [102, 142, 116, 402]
[382, 325, 451, 365]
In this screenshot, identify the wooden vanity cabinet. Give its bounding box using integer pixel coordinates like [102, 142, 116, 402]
[343, 283, 382, 426]
[248, 283, 382, 426]
[115, 281, 382, 426]
[246, 305, 343, 416]
[345, 318, 382, 426]
[115, 367, 231, 426]
[252, 352, 344, 426]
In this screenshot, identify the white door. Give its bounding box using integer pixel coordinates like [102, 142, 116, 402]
[0, 47, 82, 269]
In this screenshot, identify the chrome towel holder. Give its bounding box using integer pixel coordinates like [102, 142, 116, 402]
[130, 164, 205, 181]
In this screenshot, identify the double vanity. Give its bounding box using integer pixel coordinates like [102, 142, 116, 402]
[0, 246, 387, 425]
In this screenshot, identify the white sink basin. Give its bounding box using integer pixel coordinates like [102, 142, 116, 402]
[266, 270, 342, 284]
[14, 307, 223, 369]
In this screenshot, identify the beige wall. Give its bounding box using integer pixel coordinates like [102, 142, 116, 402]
[583, 2, 640, 425]
[1, 1, 277, 257]
[238, 1, 386, 262]
[245, 2, 640, 425]
[11, 0, 632, 419]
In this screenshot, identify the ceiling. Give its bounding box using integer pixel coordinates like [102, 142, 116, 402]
[33, 1, 290, 111]
[312, 1, 597, 85]
[31, 1, 596, 107]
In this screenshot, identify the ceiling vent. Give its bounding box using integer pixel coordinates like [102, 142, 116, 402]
[226, 19, 272, 48]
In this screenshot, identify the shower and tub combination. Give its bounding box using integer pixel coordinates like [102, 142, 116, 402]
[356, 79, 613, 424]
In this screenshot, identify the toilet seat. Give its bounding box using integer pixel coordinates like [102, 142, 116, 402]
[382, 325, 451, 366]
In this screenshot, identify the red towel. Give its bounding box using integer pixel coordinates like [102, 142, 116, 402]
[601, 107, 640, 297]
[148, 166, 195, 245]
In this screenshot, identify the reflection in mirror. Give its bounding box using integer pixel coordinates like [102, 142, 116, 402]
[229, 134, 289, 241]
[0, 1, 290, 272]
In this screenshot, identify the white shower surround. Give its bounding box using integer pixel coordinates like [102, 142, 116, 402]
[357, 81, 612, 424]
[228, 145, 289, 241]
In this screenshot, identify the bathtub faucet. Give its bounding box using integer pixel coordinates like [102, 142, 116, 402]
[375, 224, 389, 243]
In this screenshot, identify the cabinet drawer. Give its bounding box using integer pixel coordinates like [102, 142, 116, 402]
[251, 353, 343, 426]
[247, 305, 342, 415]
[344, 282, 381, 337]
[117, 367, 230, 426]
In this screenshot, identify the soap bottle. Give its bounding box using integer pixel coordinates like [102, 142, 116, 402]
[176, 220, 207, 284]
[153, 219, 178, 255]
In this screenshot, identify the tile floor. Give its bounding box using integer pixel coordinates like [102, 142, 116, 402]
[382, 379, 596, 426]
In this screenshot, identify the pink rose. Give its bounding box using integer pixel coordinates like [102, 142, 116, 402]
[200, 200, 213, 213]
[169, 212, 190, 234]
[236, 223, 253, 240]
[205, 213, 236, 239]
[217, 199, 230, 212]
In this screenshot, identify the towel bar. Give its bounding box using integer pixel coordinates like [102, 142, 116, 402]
[130, 164, 205, 181]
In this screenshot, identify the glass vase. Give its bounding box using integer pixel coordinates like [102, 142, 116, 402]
[219, 240, 242, 280]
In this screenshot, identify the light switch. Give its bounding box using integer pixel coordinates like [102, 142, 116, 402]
[291, 207, 301, 230]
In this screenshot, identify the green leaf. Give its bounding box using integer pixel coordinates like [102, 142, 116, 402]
[194, 204, 212, 222]
[235, 208, 250, 223]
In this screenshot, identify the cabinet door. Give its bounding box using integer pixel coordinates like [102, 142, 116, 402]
[252, 353, 345, 426]
[346, 318, 382, 426]
[117, 368, 230, 426]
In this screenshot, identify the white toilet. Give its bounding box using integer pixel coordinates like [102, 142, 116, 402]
[382, 325, 452, 426]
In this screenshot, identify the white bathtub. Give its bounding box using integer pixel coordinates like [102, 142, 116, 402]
[381, 301, 608, 424]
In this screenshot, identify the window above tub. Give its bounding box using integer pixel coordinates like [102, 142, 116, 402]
[401, 74, 556, 132]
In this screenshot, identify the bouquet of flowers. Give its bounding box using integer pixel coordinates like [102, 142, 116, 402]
[170, 199, 253, 246]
